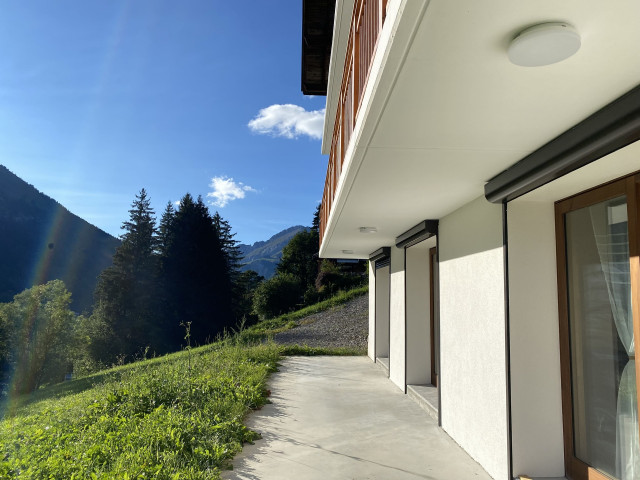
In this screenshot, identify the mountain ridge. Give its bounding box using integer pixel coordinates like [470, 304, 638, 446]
[238, 225, 309, 279]
[0, 165, 309, 308]
[0, 165, 120, 312]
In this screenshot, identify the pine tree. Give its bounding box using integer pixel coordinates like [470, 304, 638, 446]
[93, 189, 159, 360]
[212, 211, 244, 277]
[312, 203, 321, 233]
[157, 202, 175, 257]
[160, 195, 234, 347]
[211, 211, 246, 319]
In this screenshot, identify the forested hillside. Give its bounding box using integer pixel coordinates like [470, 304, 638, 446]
[238, 225, 308, 278]
[0, 165, 120, 312]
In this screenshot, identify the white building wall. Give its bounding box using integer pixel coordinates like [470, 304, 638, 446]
[508, 201, 564, 477]
[375, 264, 390, 359]
[389, 245, 406, 390]
[439, 196, 508, 480]
[368, 260, 376, 361]
[406, 240, 434, 385]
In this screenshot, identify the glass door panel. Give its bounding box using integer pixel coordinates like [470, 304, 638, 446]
[564, 194, 638, 480]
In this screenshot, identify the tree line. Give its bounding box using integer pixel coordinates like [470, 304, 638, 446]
[0, 189, 258, 394]
[90, 190, 261, 362]
[252, 205, 366, 318]
[0, 193, 365, 395]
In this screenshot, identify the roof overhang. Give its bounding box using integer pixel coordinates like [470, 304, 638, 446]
[301, 0, 336, 95]
[485, 84, 640, 203]
[319, 0, 640, 259]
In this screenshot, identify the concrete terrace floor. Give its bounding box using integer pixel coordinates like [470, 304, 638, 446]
[223, 356, 492, 480]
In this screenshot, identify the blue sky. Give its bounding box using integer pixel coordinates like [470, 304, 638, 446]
[0, 1, 327, 245]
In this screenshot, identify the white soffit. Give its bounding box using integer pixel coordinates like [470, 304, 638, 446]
[322, 0, 640, 258]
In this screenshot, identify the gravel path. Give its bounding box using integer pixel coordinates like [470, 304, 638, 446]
[274, 294, 368, 350]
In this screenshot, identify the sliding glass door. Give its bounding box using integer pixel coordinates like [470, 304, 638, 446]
[556, 173, 639, 480]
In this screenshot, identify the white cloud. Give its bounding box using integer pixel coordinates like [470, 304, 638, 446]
[248, 104, 325, 140]
[207, 176, 256, 207]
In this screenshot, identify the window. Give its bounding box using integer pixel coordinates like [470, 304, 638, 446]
[555, 173, 640, 480]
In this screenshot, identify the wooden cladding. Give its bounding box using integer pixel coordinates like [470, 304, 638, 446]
[319, 0, 388, 246]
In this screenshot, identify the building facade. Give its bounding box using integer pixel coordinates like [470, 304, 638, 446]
[302, 1, 640, 479]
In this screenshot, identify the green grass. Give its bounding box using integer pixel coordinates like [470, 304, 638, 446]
[278, 345, 366, 356]
[234, 285, 368, 344]
[0, 342, 280, 479]
[0, 286, 368, 479]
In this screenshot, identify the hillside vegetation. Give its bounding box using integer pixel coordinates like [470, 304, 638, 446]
[1, 341, 280, 479]
[0, 287, 368, 479]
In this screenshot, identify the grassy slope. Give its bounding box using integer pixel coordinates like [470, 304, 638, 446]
[0, 286, 368, 479]
[238, 285, 368, 341]
[1, 343, 280, 479]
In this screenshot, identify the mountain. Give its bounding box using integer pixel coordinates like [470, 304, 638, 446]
[238, 225, 309, 279]
[0, 165, 120, 313]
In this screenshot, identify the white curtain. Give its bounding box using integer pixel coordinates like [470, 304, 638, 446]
[590, 203, 639, 480]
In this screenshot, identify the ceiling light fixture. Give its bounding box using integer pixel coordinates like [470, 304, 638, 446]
[342, 249, 354, 254]
[508, 22, 581, 67]
[359, 227, 377, 234]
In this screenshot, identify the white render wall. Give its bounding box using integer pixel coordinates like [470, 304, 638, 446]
[374, 264, 390, 359]
[406, 239, 434, 385]
[389, 245, 406, 390]
[507, 201, 564, 477]
[368, 260, 376, 361]
[438, 196, 508, 480]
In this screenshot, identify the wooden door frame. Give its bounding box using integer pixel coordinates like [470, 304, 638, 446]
[554, 172, 640, 480]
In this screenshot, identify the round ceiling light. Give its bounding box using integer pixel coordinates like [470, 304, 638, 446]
[508, 22, 581, 67]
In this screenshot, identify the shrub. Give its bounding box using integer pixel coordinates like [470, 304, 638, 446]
[251, 273, 304, 319]
[315, 259, 366, 297]
[0, 280, 76, 394]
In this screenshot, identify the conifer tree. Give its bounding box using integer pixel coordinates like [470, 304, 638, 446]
[157, 202, 175, 257]
[160, 195, 234, 347]
[93, 189, 159, 359]
[211, 211, 246, 319]
[312, 203, 321, 233]
[212, 211, 243, 277]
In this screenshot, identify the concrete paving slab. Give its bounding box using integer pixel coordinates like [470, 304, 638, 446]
[407, 385, 438, 422]
[224, 356, 492, 480]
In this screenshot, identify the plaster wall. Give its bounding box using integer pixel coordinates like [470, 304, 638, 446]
[389, 245, 406, 390]
[368, 260, 376, 361]
[439, 196, 508, 480]
[375, 264, 390, 359]
[507, 200, 564, 477]
[406, 240, 434, 385]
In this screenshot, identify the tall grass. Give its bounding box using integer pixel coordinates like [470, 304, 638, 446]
[0, 286, 368, 479]
[0, 342, 280, 479]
